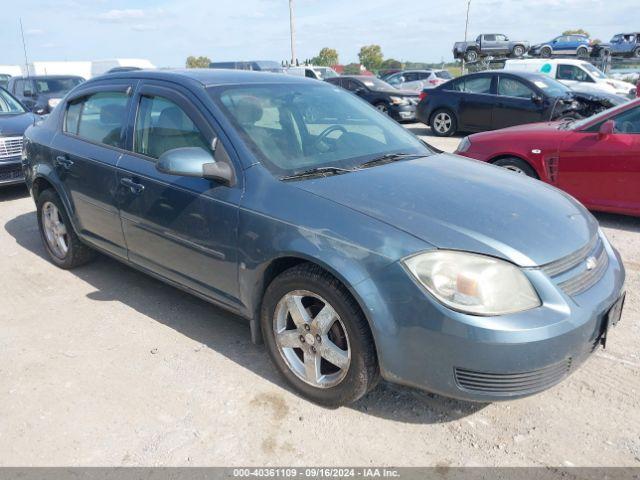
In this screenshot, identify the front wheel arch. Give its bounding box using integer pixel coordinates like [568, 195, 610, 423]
[490, 155, 540, 179]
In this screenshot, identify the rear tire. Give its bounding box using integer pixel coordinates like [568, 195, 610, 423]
[261, 264, 379, 407]
[493, 157, 538, 179]
[464, 49, 479, 62]
[36, 189, 95, 269]
[430, 109, 457, 137]
[577, 46, 589, 58]
[512, 45, 525, 57]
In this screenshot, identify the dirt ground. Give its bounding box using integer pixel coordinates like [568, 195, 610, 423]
[1, 128, 638, 466]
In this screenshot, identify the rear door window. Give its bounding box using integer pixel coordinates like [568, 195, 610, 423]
[447, 76, 493, 94]
[64, 91, 129, 148]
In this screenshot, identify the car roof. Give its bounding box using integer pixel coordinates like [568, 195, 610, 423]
[90, 68, 314, 87]
[462, 70, 553, 81]
[11, 75, 84, 80]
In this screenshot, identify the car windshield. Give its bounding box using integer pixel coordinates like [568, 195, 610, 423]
[529, 75, 570, 97]
[209, 83, 432, 177]
[580, 62, 607, 80]
[0, 88, 26, 114]
[34, 77, 83, 94]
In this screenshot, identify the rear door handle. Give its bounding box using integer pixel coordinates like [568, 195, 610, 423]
[120, 177, 145, 195]
[55, 155, 74, 169]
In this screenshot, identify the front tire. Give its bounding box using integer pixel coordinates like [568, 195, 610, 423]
[493, 157, 538, 178]
[430, 109, 457, 136]
[541, 46, 552, 58]
[261, 264, 379, 407]
[37, 189, 95, 269]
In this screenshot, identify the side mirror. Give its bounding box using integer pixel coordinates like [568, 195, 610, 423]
[531, 94, 543, 104]
[598, 120, 615, 139]
[156, 146, 234, 185]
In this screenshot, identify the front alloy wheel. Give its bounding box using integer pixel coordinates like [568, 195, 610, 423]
[261, 264, 379, 406]
[274, 290, 350, 388]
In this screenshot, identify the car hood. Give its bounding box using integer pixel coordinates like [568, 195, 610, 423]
[0, 112, 37, 136]
[292, 154, 597, 267]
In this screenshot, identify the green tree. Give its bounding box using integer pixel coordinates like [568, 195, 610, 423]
[381, 58, 403, 70]
[186, 56, 211, 68]
[562, 29, 590, 37]
[358, 45, 384, 71]
[343, 63, 363, 75]
[311, 48, 339, 66]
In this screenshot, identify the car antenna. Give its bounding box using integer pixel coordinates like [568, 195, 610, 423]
[19, 18, 30, 81]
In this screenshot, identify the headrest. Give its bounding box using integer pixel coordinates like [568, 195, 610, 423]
[100, 104, 125, 125]
[157, 106, 185, 130]
[234, 97, 263, 125]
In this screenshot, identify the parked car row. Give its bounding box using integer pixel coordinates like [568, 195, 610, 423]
[454, 31, 640, 62]
[12, 69, 625, 408]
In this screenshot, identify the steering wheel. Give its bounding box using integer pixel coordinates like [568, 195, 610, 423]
[313, 125, 348, 151]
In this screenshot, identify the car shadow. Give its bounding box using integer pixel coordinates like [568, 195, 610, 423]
[594, 212, 640, 234]
[0, 184, 29, 202]
[4, 211, 485, 424]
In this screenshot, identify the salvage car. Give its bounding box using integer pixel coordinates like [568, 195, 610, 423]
[529, 34, 592, 58]
[416, 71, 620, 136]
[608, 33, 640, 58]
[0, 87, 40, 187]
[455, 99, 640, 217]
[453, 34, 529, 62]
[23, 70, 625, 406]
[7, 75, 84, 114]
[504, 59, 636, 98]
[326, 75, 419, 121]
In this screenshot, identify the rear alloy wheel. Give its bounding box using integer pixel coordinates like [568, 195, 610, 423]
[375, 102, 389, 115]
[37, 189, 95, 269]
[541, 46, 552, 58]
[512, 45, 525, 57]
[430, 110, 457, 136]
[493, 157, 538, 178]
[465, 50, 478, 62]
[577, 47, 589, 58]
[261, 264, 378, 406]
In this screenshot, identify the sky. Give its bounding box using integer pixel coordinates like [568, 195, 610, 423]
[1, 0, 639, 68]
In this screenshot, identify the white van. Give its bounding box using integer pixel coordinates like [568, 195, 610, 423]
[284, 66, 338, 80]
[504, 58, 635, 97]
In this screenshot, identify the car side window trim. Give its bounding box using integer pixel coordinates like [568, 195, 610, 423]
[61, 82, 134, 152]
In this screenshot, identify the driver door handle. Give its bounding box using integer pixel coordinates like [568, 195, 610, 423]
[120, 177, 145, 195]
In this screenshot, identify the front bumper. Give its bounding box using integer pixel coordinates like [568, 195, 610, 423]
[389, 103, 417, 122]
[356, 235, 626, 401]
[0, 158, 25, 186]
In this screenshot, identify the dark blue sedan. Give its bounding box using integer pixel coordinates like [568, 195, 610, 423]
[22, 69, 626, 406]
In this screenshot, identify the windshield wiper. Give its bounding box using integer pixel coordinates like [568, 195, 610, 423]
[280, 166, 356, 181]
[358, 153, 422, 169]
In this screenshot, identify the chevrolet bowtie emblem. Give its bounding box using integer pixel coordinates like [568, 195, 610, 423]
[586, 256, 597, 271]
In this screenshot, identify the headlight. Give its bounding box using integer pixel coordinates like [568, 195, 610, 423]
[403, 250, 540, 315]
[456, 136, 471, 153]
[48, 98, 61, 108]
[389, 96, 409, 106]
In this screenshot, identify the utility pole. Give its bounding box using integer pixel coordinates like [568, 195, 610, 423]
[462, 0, 470, 75]
[289, 0, 296, 65]
[19, 18, 30, 78]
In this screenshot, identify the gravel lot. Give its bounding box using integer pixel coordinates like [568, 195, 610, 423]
[1, 126, 638, 467]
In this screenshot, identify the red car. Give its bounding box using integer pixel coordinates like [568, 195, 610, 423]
[455, 99, 640, 217]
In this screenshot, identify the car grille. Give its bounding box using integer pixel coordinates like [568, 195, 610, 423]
[541, 235, 608, 296]
[0, 136, 23, 160]
[454, 358, 572, 395]
[0, 163, 24, 182]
